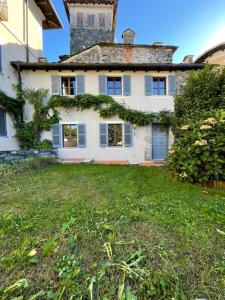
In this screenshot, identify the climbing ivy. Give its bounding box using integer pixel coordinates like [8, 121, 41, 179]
[0, 89, 24, 122]
[48, 94, 173, 127]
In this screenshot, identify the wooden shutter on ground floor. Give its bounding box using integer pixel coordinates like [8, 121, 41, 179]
[99, 75, 107, 95]
[100, 123, 108, 147]
[0, 109, 7, 136]
[168, 75, 177, 95]
[76, 75, 85, 95]
[51, 75, 61, 95]
[78, 124, 86, 148]
[145, 75, 153, 96]
[52, 124, 62, 148]
[124, 123, 133, 147]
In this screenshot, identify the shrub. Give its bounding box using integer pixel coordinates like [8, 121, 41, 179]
[16, 122, 35, 149]
[0, 157, 56, 183]
[174, 65, 225, 135]
[168, 110, 225, 182]
[34, 139, 53, 150]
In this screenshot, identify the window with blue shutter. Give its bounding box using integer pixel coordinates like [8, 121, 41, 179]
[0, 108, 7, 136]
[99, 75, 107, 95]
[123, 75, 131, 96]
[76, 75, 85, 95]
[100, 123, 108, 147]
[168, 75, 177, 95]
[145, 76, 153, 96]
[52, 124, 62, 148]
[124, 123, 133, 147]
[51, 75, 61, 95]
[78, 124, 86, 148]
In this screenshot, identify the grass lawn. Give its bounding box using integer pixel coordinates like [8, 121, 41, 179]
[0, 164, 225, 299]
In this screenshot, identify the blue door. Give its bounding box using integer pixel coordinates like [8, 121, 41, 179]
[152, 124, 168, 161]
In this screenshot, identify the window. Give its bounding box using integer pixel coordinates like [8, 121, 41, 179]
[87, 14, 95, 27]
[107, 77, 122, 96]
[0, 0, 8, 21]
[108, 124, 123, 147]
[61, 77, 76, 96]
[153, 77, 166, 95]
[99, 14, 105, 28]
[77, 12, 84, 27]
[63, 124, 78, 147]
[0, 108, 6, 136]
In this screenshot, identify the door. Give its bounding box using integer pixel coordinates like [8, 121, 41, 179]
[152, 124, 168, 161]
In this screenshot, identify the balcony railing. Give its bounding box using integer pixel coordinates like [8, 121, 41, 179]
[0, 0, 8, 21]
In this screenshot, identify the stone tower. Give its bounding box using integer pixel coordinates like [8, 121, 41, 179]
[64, 0, 119, 54]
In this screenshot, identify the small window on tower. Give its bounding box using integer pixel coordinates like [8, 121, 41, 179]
[77, 13, 84, 27]
[87, 14, 95, 27]
[99, 14, 105, 28]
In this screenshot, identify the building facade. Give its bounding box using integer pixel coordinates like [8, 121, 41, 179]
[195, 42, 225, 65]
[0, 0, 62, 150]
[2, 0, 204, 163]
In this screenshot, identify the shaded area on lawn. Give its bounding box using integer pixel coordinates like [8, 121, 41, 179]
[0, 165, 225, 299]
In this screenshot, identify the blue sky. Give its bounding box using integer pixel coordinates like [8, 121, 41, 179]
[44, 0, 225, 63]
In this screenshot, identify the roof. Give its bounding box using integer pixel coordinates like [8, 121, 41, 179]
[195, 42, 225, 63]
[63, 0, 118, 39]
[11, 61, 204, 72]
[34, 0, 63, 29]
[59, 42, 179, 62]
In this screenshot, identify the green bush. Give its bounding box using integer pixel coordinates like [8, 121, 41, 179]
[168, 110, 225, 182]
[0, 157, 56, 183]
[34, 139, 53, 150]
[174, 65, 225, 134]
[16, 122, 35, 149]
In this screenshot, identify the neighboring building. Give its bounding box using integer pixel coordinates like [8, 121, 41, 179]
[0, 0, 62, 150]
[195, 42, 225, 64]
[5, 0, 204, 163]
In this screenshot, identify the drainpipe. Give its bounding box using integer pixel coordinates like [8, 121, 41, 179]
[25, 0, 29, 62]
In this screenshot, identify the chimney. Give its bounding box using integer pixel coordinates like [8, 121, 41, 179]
[122, 29, 136, 44]
[183, 55, 194, 64]
[38, 57, 48, 63]
[153, 42, 164, 46]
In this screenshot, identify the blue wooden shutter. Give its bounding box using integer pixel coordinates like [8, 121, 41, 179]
[0, 45, 2, 73]
[123, 75, 131, 96]
[145, 76, 153, 96]
[78, 124, 86, 148]
[0, 109, 7, 136]
[124, 123, 133, 147]
[168, 75, 177, 95]
[77, 75, 85, 95]
[51, 75, 61, 95]
[99, 75, 107, 95]
[52, 124, 62, 148]
[100, 123, 108, 147]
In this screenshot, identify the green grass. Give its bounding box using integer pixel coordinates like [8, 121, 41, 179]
[0, 164, 225, 299]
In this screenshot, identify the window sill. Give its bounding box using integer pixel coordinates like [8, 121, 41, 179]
[0, 136, 9, 138]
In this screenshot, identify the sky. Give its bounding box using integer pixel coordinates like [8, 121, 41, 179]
[43, 0, 225, 63]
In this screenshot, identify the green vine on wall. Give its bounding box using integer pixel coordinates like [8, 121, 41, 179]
[48, 94, 173, 128]
[0, 89, 174, 149]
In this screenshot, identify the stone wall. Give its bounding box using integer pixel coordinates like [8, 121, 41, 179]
[66, 44, 174, 64]
[0, 150, 57, 164]
[70, 28, 113, 54]
[175, 70, 191, 92]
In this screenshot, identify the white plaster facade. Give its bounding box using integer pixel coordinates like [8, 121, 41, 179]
[0, 0, 61, 151]
[21, 70, 175, 163]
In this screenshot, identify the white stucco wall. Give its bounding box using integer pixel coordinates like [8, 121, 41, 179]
[20, 70, 175, 162]
[0, 0, 45, 151]
[0, 112, 19, 150]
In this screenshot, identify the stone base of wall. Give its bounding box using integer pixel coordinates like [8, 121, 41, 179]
[0, 150, 57, 164]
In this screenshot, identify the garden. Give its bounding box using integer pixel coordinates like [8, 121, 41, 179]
[0, 162, 225, 299]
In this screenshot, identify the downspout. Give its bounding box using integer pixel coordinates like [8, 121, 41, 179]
[25, 0, 29, 62]
[16, 63, 24, 122]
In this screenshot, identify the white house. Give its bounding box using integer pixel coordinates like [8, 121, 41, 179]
[0, 0, 62, 150]
[2, 0, 204, 164]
